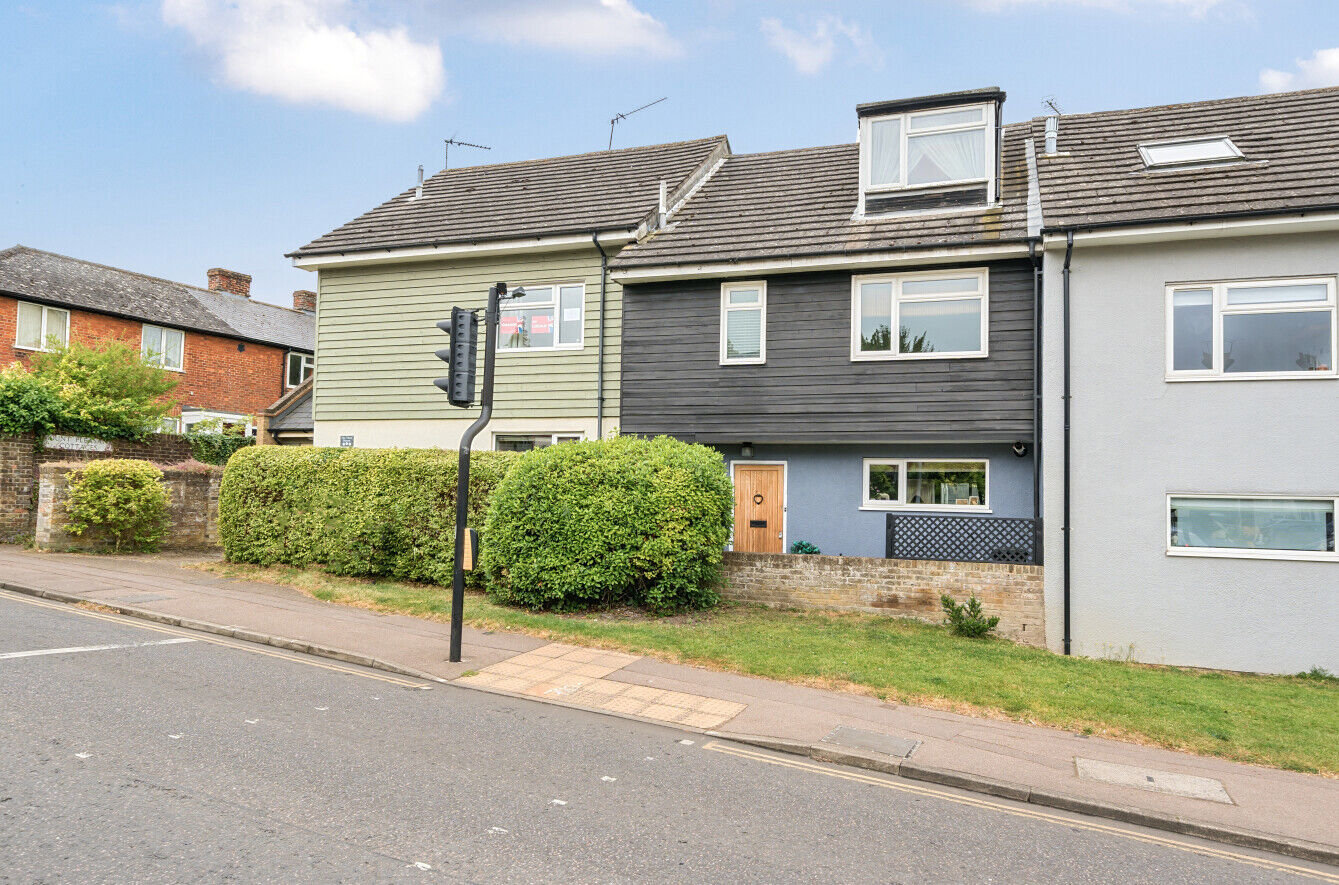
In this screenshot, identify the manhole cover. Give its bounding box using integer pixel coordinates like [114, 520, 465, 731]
[821, 726, 919, 758]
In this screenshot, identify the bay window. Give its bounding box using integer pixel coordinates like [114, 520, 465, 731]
[863, 459, 989, 511]
[141, 323, 184, 370]
[1168, 495, 1337, 561]
[1167, 277, 1335, 378]
[500, 283, 584, 351]
[852, 269, 987, 360]
[15, 301, 69, 351]
[720, 281, 766, 364]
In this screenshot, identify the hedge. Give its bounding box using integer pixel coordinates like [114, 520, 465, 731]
[481, 435, 733, 613]
[219, 446, 517, 585]
[64, 459, 169, 553]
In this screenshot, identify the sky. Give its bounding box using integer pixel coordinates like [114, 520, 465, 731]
[4, 0, 1339, 308]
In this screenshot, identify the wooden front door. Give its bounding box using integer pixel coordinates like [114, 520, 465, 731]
[733, 464, 785, 553]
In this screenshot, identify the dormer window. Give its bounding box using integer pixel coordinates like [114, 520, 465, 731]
[1139, 136, 1243, 169]
[856, 88, 1002, 217]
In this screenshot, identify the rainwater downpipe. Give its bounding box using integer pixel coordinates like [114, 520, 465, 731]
[1028, 239, 1042, 564]
[591, 232, 609, 439]
[1061, 230, 1074, 656]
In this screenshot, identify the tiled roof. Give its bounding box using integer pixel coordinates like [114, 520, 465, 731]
[266, 378, 313, 432]
[0, 246, 314, 351]
[290, 136, 730, 257]
[609, 127, 1031, 270]
[1032, 85, 1339, 230]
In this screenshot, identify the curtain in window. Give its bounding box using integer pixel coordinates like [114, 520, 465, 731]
[16, 303, 43, 348]
[869, 118, 901, 186]
[725, 308, 761, 359]
[907, 129, 985, 186]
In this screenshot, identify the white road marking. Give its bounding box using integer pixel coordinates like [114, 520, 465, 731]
[168, 734, 182, 740]
[488, 827, 508, 835]
[412, 862, 432, 870]
[0, 637, 196, 660]
[245, 719, 258, 724]
[601, 776, 617, 782]
[74, 753, 91, 759]
[550, 799, 567, 806]
[678, 739, 694, 745]
[315, 706, 329, 711]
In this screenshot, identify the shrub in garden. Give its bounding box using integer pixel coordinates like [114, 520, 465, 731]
[184, 418, 255, 465]
[789, 540, 821, 555]
[28, 341, 178, 440]
[218, 446, 517, 585]
[481, 435, 734, 613]
[0, 363, 65, 436]
[63, 459, 170, 552]
[941, 594, 1000, 638]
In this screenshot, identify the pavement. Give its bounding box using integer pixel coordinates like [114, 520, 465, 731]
[6, 591, 1337, 884]
[1, 545, 1336, 869]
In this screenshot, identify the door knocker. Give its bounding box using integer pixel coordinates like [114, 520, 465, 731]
[753, 493, 764, 505]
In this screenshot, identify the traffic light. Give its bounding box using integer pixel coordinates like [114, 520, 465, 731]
[434, 306, 478, 407]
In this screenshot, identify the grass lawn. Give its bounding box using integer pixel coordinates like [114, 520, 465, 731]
[199, 561, 1339, 776]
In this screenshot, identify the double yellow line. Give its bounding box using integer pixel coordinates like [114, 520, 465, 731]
[703, 741, 1339, 883]
[3, 590, 427, 689]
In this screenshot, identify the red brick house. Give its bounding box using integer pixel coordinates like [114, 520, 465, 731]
[0, 246, 315, 431]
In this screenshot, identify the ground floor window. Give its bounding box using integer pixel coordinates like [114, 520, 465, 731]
[862, 459, 988, 511]
[181, 410, 253, 436]
[1168, 495, 1336, 559]
[494, 433, 583, 452]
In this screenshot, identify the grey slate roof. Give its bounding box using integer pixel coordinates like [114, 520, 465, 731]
[610, 128, 1030, 269]
[267, 379, 313, 432]
[1032, 85, 1339, 231]
[0, 246, 314, 351]
[290, 136, 730, 257]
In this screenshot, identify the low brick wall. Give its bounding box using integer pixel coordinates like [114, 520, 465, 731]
[34, 463, 223, 551]
[721, 551, 1046, 646]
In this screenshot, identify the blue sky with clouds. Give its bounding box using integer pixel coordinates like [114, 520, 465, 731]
[4, 0, 1338, 306]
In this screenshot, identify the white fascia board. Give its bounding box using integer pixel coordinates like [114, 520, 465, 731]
[609, 243, 1030, 283]
[1043, 210, 1339, 249]
[291, 231, 637, 270]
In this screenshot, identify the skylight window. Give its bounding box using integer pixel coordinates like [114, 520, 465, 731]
[1139, 136, 1243, 169]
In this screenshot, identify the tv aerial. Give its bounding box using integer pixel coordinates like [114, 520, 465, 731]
[608, 96, 667, 150]
[444, 136, 491, 169]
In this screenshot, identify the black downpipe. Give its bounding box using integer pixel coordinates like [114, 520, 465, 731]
[591, 233, 609, 439]
[1028, 239, 1042, 564]
[1061, 231, 1075, 656]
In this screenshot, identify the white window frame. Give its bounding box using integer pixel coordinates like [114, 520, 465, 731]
[719, 280, 767, 365]
[180, 409, 253, 435]
[1165, 493, 1338, 563]
[1138, 136, 1243, 169]
[1165, 276, 1337, 381]
[141, 323, 185, 372]
[851, 268, 989, 361]
[860, 458, 991, 513]
[491, 431, 585, 451]
[14, 301, 69, 352]
[858, 102, 996, 212]
[498, 281, 585, 353]
[287, 351, 315, 387]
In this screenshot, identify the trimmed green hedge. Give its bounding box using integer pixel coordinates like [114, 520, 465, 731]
[64, 459, 169, 552]
[219, 446, 517, 585]
[481, 435, 733, 613]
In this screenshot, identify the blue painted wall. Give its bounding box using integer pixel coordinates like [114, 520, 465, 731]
[721, 443, 1035, 558]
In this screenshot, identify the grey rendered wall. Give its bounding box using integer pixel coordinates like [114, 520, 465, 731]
[1042, 232, 1339, 674]
[621, 260, 1035, 443]
[723, 442, 1034, 558]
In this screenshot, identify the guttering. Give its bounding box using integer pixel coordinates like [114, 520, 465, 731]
[1027, 239, 1042, 566]
[1061, 230, 1074, 656]
[1041, 205, 1339, 248]
[591, 232, 609, 439]
[290, 231, 637, 270]
[609, 242, 1030, 284]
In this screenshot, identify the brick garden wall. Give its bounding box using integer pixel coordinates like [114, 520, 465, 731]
[721, 551, 1046, 647]
[34, 462, 223, 551]
[0, 432, 196, 541]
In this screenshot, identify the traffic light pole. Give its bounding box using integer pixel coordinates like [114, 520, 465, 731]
[448, 282, 504, 662]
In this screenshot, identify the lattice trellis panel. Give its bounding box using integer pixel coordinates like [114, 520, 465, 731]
[886, 515, 1040, 564]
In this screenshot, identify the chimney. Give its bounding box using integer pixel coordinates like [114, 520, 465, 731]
[1044, 115, 1059, 155]
[292, 289, 317, 312]
[207, 267, 252, 298]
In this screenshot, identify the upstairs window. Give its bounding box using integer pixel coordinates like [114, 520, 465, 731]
[500, 283, 584, 351]
[1139, 136, 1242, 169]
[720, 281, 766, 364]
[16, 301, 69, 351]
[1167, 277, 1335, 379]
[141, 324, 184, 371]
[287, 352, 314, 387]
[852, 269, 988, 360]
[863, 104, 992, 193]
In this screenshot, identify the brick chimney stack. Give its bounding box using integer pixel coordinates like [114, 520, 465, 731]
[207, 267, 252, 298]
[292, 289, 317, 312]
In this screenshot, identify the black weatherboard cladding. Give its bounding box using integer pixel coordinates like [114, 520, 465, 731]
[620, 260, 1034, 443]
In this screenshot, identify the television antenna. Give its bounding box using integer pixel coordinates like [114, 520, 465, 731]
[608, 96, 667, 150]
[1042, 96, 1063, 116]
[444, 136, 491, 169]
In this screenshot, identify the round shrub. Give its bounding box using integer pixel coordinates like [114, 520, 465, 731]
[64, 459, 170, 552]
[481, 435, 733, 613]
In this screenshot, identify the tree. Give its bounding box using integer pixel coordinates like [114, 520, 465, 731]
[25, 341, 179, 439]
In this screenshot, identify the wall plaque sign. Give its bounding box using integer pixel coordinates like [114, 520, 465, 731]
[43, 435, 112, 453]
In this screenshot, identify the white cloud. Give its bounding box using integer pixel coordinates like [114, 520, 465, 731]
[760, 15, 880, 76]
[161, 0, 445, 122]
[464, 0, 680, 58]
[965, 0, 1225, 12]
[1260, 47, 1339, 93]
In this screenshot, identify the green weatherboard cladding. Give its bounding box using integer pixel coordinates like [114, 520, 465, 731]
[314, 248, 620, 422]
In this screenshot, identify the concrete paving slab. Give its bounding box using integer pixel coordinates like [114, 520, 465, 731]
[821, 726, 920, 759]
[1076, 757, 1235, 804]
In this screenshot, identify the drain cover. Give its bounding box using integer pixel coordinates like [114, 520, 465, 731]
[820, 726, 920, 758]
